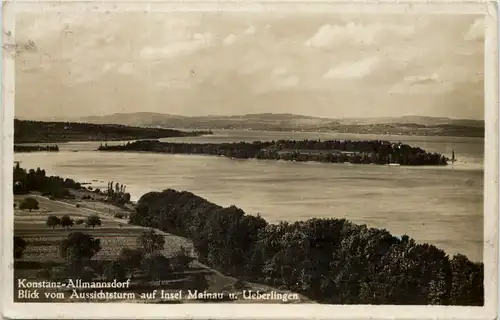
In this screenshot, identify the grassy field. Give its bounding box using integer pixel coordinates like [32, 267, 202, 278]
[13, 193, 311, 304]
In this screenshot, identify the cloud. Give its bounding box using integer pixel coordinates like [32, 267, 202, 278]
[117, 62, 134, 75]
[140, 33, 214, 59]
[388, 81, 454, 95]
[223, 34, 237, 46]
[280, 75, 299, 87]
[403, 73, 440, 85]
[389, 71, 454, 95]
[272, 67, 288, 77]
[464, 18, 484, 41]
[324, 57, 379, 79]
[244, 26, 256, 35]
[101, 62, 116, 73]
[305, 23, 414, 48]
[156, 79, 192, 89]
[253, 72, 300, 94]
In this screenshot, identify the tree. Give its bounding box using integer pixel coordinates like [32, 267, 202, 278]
[137, 229, 165, 254]
[14, 236, 27, 259]
[60, 232, 101, 264]
[449, 254, 484, 306]
[46, 215, 61, 229]
[118, 248, 144, 278]
[60, 215, 74, 229]
[86, 215, 102, 228]
[19, 197, 39, 212]
[123, 193, 131, 203]
[103, 261, 127, 281]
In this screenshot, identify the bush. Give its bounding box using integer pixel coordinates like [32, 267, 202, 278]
[233, 279, 248, 290]
[36, 268, 52, 280]
[76, 204, 80, 208]
[103, 261, 126, 281]
[114, 213, 124, 219]
[184, 273, 209, 291]
[171, 246, 194, 271]
[75, 219, 85, 225]
[118, 248, 144, 277]
[141, 253, 171, 282]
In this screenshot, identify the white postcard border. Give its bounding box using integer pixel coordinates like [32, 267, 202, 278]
[1, 1, 498, 319]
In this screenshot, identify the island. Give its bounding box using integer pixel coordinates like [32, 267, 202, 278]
[14, 145, 59, 152]
[97, 139, 449, 166]
[14, 119, 213, 143]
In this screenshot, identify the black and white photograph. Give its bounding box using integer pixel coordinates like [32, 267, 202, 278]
[2, 1, 498, 319]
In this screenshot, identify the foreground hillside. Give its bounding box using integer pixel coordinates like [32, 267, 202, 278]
[14, 119, 212, 143]
[13, 165, 483, 305]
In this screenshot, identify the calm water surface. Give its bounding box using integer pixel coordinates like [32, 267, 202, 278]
[16, 130, 484, 262]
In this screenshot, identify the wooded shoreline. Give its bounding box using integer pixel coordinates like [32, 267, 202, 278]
[14, 119, 213, 144]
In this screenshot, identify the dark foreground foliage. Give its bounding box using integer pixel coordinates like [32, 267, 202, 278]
[130, 190, 483, 305]
[14, 236, 27, 259]
[14, 119, 213, 143]
[100, 139, 448, 166]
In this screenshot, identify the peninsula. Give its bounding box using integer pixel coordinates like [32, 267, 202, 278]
[97, 139, 449, 166]
[14, 145, 59, 152]
[14, 119, 213, 144]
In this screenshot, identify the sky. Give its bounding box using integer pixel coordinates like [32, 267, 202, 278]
[14, 11, 485, 120]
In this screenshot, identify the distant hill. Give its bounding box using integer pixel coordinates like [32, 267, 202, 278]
[53, 112, 484, 138]
[14, 119, 212, 144]
[340, 115, 484, 127]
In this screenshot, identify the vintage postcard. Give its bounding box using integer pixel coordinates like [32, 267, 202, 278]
[1, 0, 498, 319]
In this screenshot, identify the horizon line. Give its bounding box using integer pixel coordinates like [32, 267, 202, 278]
[15, 112, 485, 122]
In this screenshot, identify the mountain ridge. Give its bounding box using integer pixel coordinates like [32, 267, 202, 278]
[15, 112, 484, 138]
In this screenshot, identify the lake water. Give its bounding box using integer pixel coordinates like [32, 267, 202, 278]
[15, 130, 484, 262]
